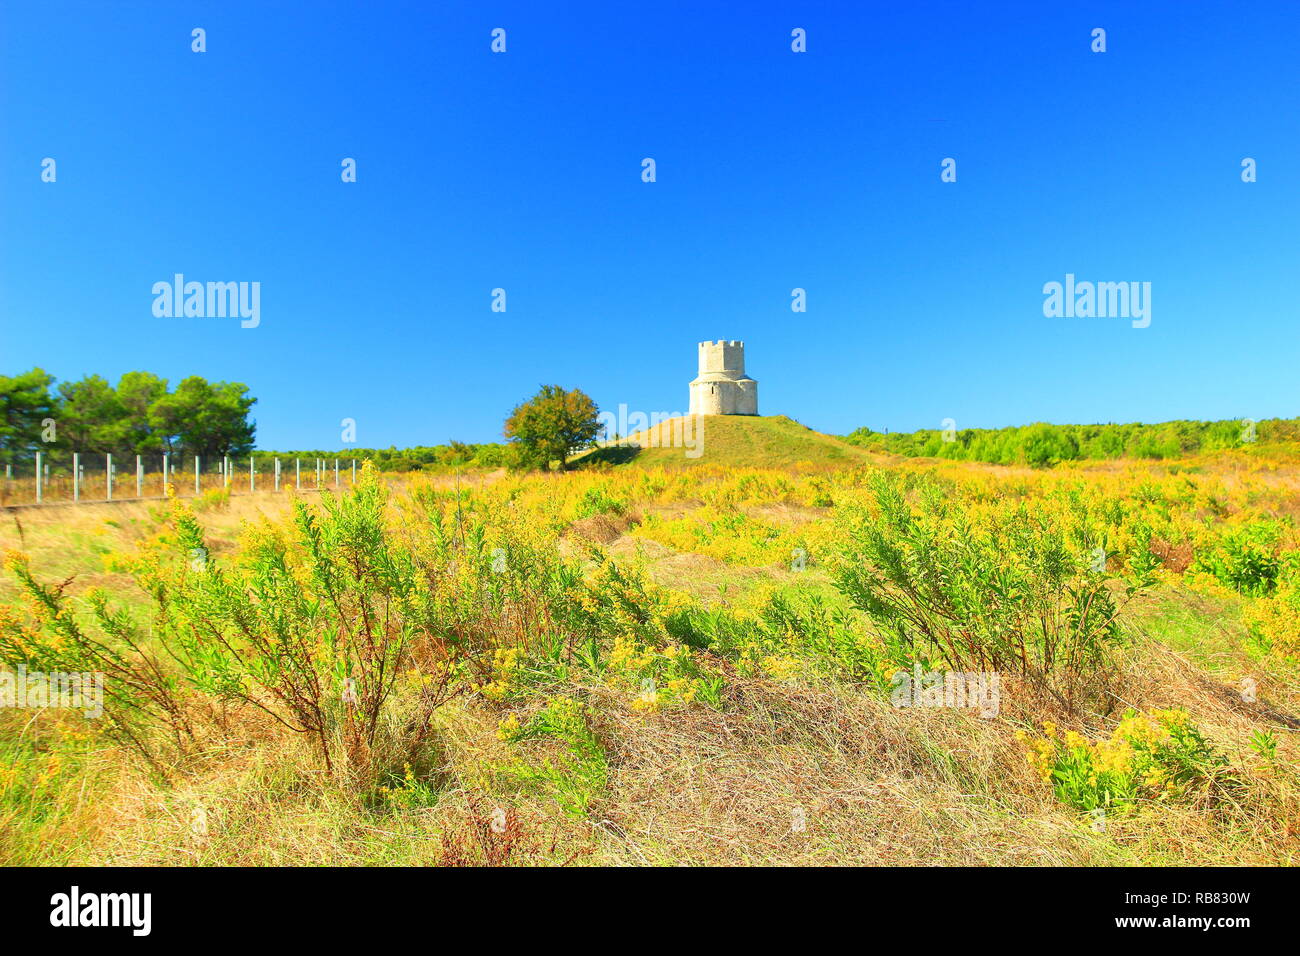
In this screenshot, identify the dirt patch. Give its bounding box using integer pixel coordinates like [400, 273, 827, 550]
[1149, 537, 1194, 573]
[565, 512, 639, 545]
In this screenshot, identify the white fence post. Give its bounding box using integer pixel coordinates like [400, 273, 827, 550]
[275, 457, 281, 491]
[163, 452, 169, 492]
[35, 451, 42, 503]
[106, 453, 113, 501]
[72, 452, 80, 502]
[334, 458, 339, 488]
[352, 459, 357, 484]
[195, 456, 200, 495]
[250, 457, 255, 492]
[295, 459, 300, 490]
[136, 455, 143, 497]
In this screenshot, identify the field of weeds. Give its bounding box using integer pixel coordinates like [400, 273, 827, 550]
[1, 455, 1298, 866]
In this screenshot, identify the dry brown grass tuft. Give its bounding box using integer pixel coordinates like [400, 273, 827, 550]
[586, 677, 1112, 865]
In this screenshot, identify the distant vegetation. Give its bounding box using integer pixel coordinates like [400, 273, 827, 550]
[256, 442, 512, 472]
[844, 417, 1300, 467]
[275, 385, 599, 473]
[1, 368, 255, 465]
[2, 371, 602, 475]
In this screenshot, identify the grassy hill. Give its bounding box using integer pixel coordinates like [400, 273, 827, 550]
[577, 414, 873, 469]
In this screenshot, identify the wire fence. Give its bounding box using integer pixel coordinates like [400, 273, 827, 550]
[1, 454, 360, 508]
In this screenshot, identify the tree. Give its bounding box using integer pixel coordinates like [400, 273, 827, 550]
[116, 371, 169, 454]
[503, 385, 600, 469]
[0, 369, 256, 463]
[57, 374, 125, 454]
[0, 368, 56, 464]
[150, 376, 256, 458]
[1020, 422, 1078, 467]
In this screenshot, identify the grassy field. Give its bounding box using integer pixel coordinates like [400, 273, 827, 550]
[2, 419, 1298, 866]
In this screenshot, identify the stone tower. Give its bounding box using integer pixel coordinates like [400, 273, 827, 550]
[689, 340, 758, 415]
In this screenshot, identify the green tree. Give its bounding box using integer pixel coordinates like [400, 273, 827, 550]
[57, 374, 125, 454]
[1020, 422, 1078, 467]
[503, 384, 601, 469]
[0, 368, 56, 464]
[150, 376, 256, 458]
[116, 371, 169, 454]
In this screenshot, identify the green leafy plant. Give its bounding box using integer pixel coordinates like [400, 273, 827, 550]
[499, 696, 607, 815]
[1019, 709, 1236, 813]
[2, 465, 464, 783]
[834, 474, 1144, 709]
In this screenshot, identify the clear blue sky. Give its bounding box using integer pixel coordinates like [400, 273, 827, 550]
[2, 1, 1297, 449]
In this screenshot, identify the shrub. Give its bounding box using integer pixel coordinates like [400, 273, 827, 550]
[1018, 709, 1236, 813]
[1191, 521, 1285, 597]
[833, 474, 1148, 709]
[1241, 560, 1300, 656]
[602, 635, 724, 710]
[575, 485, 626, 519]
[498, 696, 607, 815]
[1, 465, 465, 784]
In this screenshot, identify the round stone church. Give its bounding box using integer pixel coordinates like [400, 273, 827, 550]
[688, 340, 758, 415]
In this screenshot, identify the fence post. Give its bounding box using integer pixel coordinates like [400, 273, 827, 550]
[136, 455, 143, 498]
[295, 459, 300, 490]
[163, 452, 169, 493]
[250, 457, 255, 492]
[106, 453, 113, 501]
[223, 455, 230, 488]
[195, 456, 200, 496]
[35, 451, 42, 503]
[352, 459, 356, 484]
[275, 458, 280, 491]
[72, 452, 79, 502]
[335, 458, 339, 488]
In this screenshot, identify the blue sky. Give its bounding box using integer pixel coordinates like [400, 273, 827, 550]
[2, 1, 1297, 449]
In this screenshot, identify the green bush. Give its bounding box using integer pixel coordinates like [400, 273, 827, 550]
[1192, 522, 1285, 596]
[833, 474, 1148, 709]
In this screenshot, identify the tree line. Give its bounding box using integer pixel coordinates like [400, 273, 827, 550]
[259, 442, 512, 472]
[268, 385, 603, 472]
[844, 418, 1300, 467]
[0, 368, 256, 465]
[1, 373, 604, 474]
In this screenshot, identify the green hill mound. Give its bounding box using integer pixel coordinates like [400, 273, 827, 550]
[577, 415, 872, 469]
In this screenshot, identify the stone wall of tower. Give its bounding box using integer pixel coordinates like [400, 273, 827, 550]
[699, 340, 745, 376]
[733, 378, 758, 415]
[689, 380, 729, 415]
